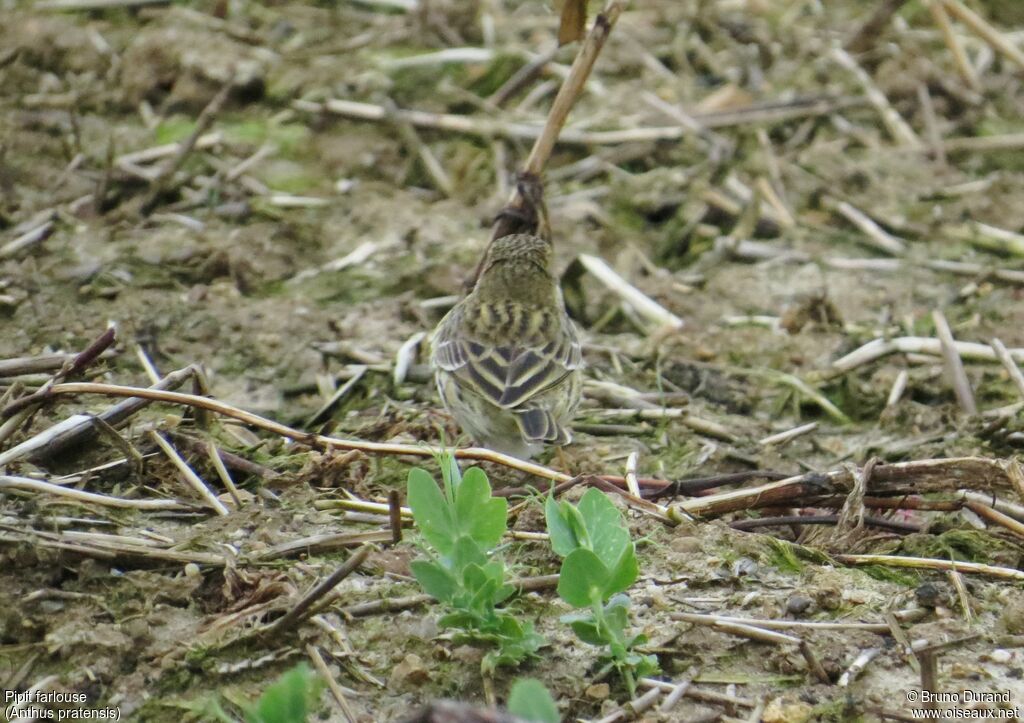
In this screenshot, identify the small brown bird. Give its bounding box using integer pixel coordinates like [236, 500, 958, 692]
[431, 233, 582, 459]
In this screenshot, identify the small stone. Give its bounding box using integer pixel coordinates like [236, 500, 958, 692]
[916, 582, 943, 609]
[585, 683, 610, 700]
[786, 595, 813, 616]
[732, 557, 758, 577]
[988, 649, 1013, 664]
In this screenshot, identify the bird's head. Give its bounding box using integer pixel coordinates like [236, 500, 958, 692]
[474, 234, 556, 304]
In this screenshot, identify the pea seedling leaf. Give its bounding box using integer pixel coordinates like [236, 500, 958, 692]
[604, 542, 639, 596]
[246, 664, 319, 723]
[456, 466, 507, 549]
[410, 560, 457, 604]
[408, 467, 456, 555]
[557, 548, 609, 608]
[508, 678, 560, 723]
[565, 616, 603, 645]
[545, 494, 578, 557]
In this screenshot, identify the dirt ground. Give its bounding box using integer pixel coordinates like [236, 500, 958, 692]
[3, 0, 1024, 721]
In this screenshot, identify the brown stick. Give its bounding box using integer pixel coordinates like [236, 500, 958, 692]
[140, 75, 234, 215]
[845, 0, 910, 53]
[388, 489, 403, 545]
[730, 514, 921, 534]
[40, 382, 574, 484]
[19, 369, 197, 463]
[488, 0, 624, 244]
[268, 543, 374, 636]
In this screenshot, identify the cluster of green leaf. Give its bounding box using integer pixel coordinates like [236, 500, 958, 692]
[406, 454, 544, 673]
[203, 664, 321, 723]
[546, 488, 659, 695]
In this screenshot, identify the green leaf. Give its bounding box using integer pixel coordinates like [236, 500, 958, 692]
[451, 535, 488, 571]
[603, 596, 629, 639]
[456, 467, 507, 549]
[493, 581, 516, 605]
[578, 489, 631, 563]
[557, 548, 609, 608]
[438, 452, 461, 505]
[508, 679, 559, 723]
[563, 501, 592, 551]
[566, 617, 604, 645]
[408, 468, 455, 555]
[463, 563, 499, 606]
[246, 664, 319, 723]
[631, 653, 660, 678]
[545, 494, 578, 557]
[410, 560, 457, 603]
[439, 610, 481, 630]
[603, 543, 639, 596]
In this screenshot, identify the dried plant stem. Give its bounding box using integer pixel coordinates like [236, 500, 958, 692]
[830, 46, 920, 147]
[0, 474, 186, 510]
[947, 569, 973, 622]
[523, 2, 623, 178]
[150, 431, 230, 516]
[384, 99, 454, 197]
[941, 0, 1024, 72]
[269, 543, 374, 635]
[838, 647, 880, 687]
[207, 441, 243, 508]
[928, 0, 980, 90]
[678, 456, 1017, 517]
[638, 678, 755, 709]
[140, 77, 234, 215]
[932, 309, 977, 414]
[673, 610, 923, 633]
[830, 199, 907, 255]
[0, 221, 55, 259]
[339, 574, 559, 617]
[1, 366, 198, 463]
[306, 644, 358, 723]
[298, 95, 865, 147]
[42, 382, 575, 485]
[990, 338, 1024, 400]
[834, 553, 1024, 581]
[963, 499, 1024, 540]
[578, 253, 685, 332]
[759, 422, 817, 447]
[831, 336, 1024, 375]
[845, 0, 909, 53]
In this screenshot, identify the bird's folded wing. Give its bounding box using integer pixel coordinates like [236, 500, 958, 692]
[432, 312, 581, 410]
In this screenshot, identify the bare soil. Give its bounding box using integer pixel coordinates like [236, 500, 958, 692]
[2, 1, 1024, 721]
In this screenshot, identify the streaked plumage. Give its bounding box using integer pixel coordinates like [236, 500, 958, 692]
[431, 233, 582, 458]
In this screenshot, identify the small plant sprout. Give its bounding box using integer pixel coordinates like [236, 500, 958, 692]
[545, 488, 659, 695]
[203, 664, 322, 723]
[507, 678, 559, 723]
[406, 452, 544, 672]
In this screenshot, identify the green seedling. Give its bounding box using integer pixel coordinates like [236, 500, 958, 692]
[507, 678, 559, 723]
[202, 664, 321, 723]
[407, 453, 544, 673]
[546, 488, 659, 695]
[245, 665, 321, 723]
